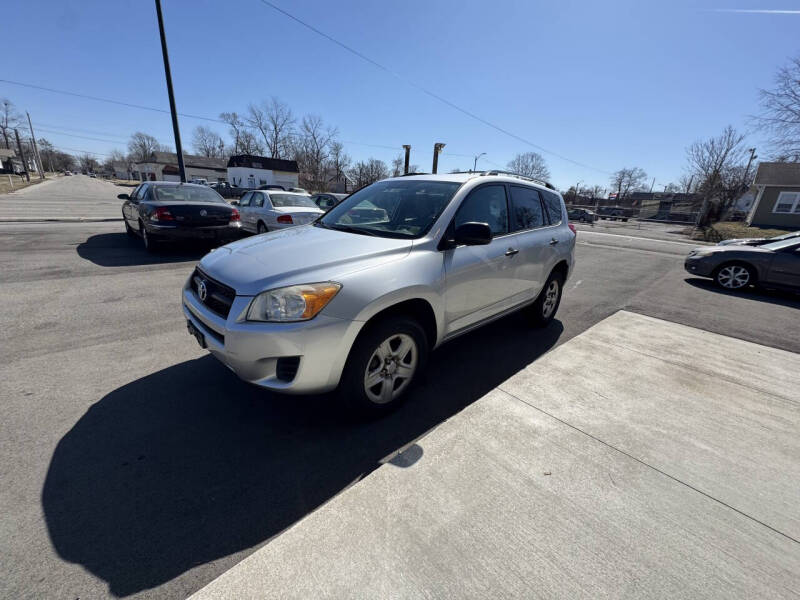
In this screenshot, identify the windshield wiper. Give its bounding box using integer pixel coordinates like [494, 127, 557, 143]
[319, 223, 378, 237]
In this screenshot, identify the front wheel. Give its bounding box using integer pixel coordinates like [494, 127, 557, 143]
[528, 271, 564, 327]
[340, 317, 428, 416]
[715, 263, 754, 290]
[124, 218, 135, 237]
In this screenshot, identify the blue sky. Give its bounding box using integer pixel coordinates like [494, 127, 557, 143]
[2, 0, 798, 190]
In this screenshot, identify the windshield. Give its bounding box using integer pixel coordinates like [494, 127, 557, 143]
[270, 193, 319, 208]
[317, 180, 462, 239]
[153, 185, 225, 203]
[761, 238, 800, 251]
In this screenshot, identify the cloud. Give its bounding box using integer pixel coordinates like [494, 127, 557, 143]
[711, 9, 800, 14]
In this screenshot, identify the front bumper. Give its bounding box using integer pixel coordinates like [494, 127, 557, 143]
[684, 255, 714, 277]
[182, 281, 362, 394]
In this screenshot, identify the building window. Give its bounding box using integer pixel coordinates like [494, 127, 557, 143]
[773, 191, 800, 214]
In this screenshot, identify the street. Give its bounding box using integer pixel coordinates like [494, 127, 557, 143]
[1, 177, 799, 598]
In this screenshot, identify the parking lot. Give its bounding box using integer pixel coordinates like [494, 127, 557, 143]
[1, 177, 799, 598]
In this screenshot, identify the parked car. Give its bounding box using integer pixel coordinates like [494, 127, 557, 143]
[567, 207, 596, 223]
[234, 190, 324, 233]
[64, 171, 72, 176]
[312, 192, 349, 210]
[182, 172, 576, 414]
[596, 206, 631, 221]
[257, 184, 286, 191]
[190, 178, 209, 185]
[120, 182, 242, 252]
[717, 230, 800, 246]
[684, 237, 800, 291]
[209, 181, 247, 199]
[288, 187, 310, 195]
[89, 173, 96, 178]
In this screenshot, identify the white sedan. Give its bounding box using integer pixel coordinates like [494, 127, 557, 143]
[235, 190, 324, 234]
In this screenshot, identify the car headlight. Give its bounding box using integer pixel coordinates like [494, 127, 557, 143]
[246, 282, 342, 322]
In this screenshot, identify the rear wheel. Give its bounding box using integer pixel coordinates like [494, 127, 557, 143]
[715, 263, 754, 290]
[528, 271, 564, 327]
[257, 221, 268, 234]
[340, 316, 428, 416]
[140, 222, 159, 253]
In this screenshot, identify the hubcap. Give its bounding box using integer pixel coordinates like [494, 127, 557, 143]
[542, 280, 559, 318]
[363, 333, 418, 404]
[718, 265, 749, 289]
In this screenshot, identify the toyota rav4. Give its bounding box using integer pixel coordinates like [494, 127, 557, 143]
[182, 172, 576, 414]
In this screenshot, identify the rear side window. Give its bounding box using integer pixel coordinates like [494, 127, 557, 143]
[455, 185, 509, 236]
[541, 190, 564, 225]
[509, 186, 545, 231]
[239, 192, 253, 206]
[254, 193, 265, 208]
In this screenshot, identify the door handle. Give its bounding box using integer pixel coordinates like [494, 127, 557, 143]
[549, 238, 560, 245]
[505, 248, 519, 256]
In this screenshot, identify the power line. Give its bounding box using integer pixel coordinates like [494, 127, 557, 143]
[256, 0, 611, 175]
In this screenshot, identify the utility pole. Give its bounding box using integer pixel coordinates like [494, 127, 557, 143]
[155, 0, 186, 182]
[473, 152, 485, 172]
[742, 147, 757, 188]
[26, 112, 45, 179]
[402, 144, 411, 175]
[14, 129, 30, 182]
[432, 142, 445, 174]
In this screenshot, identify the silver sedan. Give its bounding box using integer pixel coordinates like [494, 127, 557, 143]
[235, 190, 323, 234]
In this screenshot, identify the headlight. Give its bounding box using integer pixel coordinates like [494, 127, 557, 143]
[246, 282, 342, 322]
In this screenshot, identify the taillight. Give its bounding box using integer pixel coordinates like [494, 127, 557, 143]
[568, 223, 577, 235]
[229, 208, 240, 221]
[153, 207, 174, 221]
[277, 214, 293, 224]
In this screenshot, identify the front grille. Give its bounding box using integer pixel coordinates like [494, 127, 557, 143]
[276, 357, 301, 382]
[192, 268, 236, 318]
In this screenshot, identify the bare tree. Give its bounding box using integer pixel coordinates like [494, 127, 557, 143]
[220, 112, 263, 155]
[127, 132, 167, 162]
[391, 154, 404, 177]
[506, 152, 551, 181]
[609, 167, 648, 202]
[353, 158, 389, 188]
[192, 126, 225, 157]
[247, 98, 295, 158]
[78, 153, 100, 173]
[0, 98, 21, 149]
[326, 141, 351, 189]
[293, 115, 338, 191]
[754, 54, 800, 161]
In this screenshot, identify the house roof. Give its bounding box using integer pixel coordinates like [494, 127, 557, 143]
[227, 154, 299, 173]
[150, 152, 227, 170]
[753, 162, 800, 187]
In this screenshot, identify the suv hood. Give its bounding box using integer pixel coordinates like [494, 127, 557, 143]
[199, 224, 412, 295]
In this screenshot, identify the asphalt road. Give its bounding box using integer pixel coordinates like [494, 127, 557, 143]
[1, 177, 798, 598]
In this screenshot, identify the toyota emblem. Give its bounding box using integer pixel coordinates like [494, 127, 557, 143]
[198, 280, 208, 302]
[200, 209, 207, 216]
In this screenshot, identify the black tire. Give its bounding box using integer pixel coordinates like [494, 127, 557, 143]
[579, 216, 586, 223]
[140, 221, 159, 253]
[528, 270, 564, 327]
[257, 221, 268, 234]
[622, 218, 629, 222]
[714, 262, 755, 291]
[339, 316, 428, 417]
[124, 218, 135, 237]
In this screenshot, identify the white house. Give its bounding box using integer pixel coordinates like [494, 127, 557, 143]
[132, 152, 227, 183]
[227, 155, 299, 189]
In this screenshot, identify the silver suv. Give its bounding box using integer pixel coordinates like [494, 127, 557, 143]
[182, 172, 575, 413]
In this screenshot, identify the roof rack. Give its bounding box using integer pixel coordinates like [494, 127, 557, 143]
[479, 170, 555, 190]
[399, 172, 430, 176]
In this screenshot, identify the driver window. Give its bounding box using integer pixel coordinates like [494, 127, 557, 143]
[254, 193, 265, 208]
[454, 185, 509, 236]
[239, 192, 253, 207]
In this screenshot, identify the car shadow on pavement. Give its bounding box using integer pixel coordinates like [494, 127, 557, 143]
[42, 314, 562, 597]
[684, 277, 800, 308]
[76, 232, 212, 267]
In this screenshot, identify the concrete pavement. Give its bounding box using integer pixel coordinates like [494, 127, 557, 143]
[1, 181, 799, 598]
[0, 173, 125, 221]
[191, 312, 800, 599]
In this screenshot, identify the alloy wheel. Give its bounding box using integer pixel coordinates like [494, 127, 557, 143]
[363, 333, 418, 404]
[542, 279, 560, 318]
[717, 265, 750, 289]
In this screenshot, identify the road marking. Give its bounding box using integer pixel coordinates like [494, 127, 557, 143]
[577, 229, 703, 246]
[570, 279, 582, 290]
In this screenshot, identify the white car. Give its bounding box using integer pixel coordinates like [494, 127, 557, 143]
[236, 190, 324, 233]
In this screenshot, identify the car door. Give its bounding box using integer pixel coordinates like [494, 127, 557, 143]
[765, 243, 800, 288]
[443, 184, 520, 335]
[122, 184, 141, 229]
[252, 192, 270, 229]
[238, 191, 254, 231]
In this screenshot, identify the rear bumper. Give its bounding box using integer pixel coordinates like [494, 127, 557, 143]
[182, 279, 363, 394]
[147, 222, 243, 242]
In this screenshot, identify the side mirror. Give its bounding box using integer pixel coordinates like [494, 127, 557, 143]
[117, 193, 130, 200]
[454, 222, 493, 246]
[230, 200, 239, 206]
